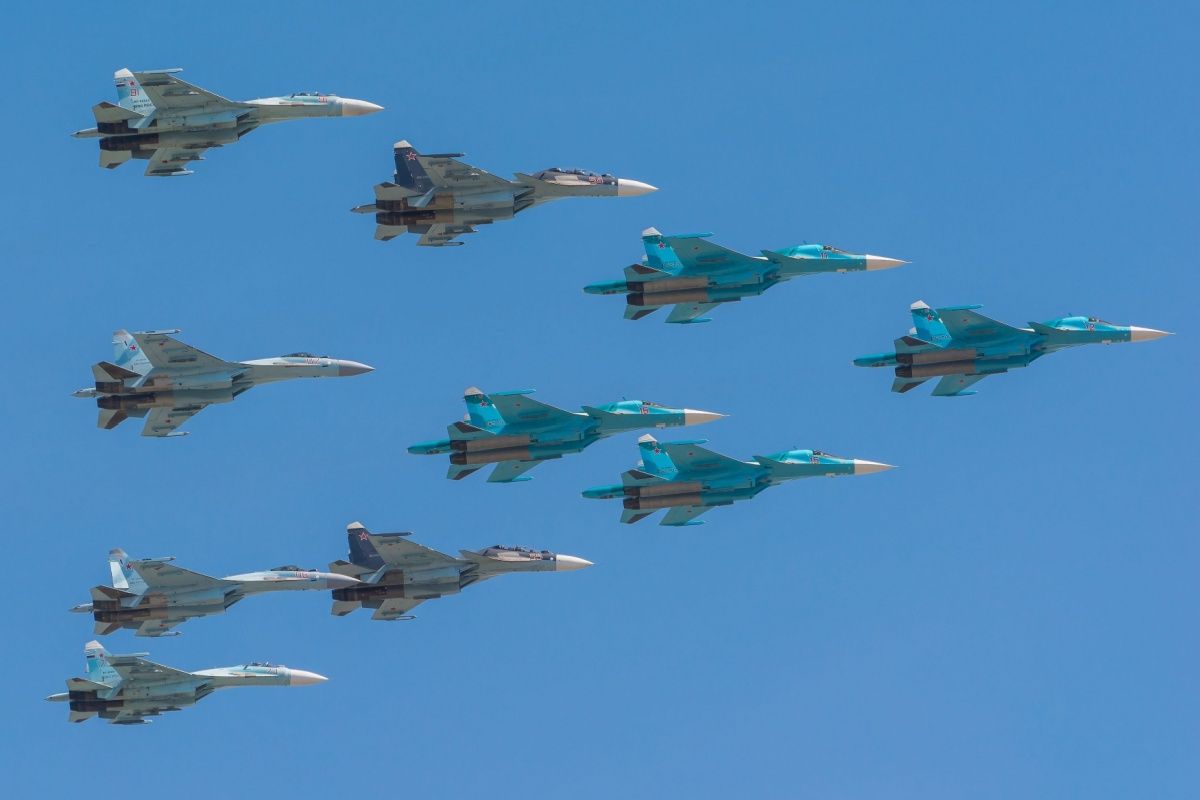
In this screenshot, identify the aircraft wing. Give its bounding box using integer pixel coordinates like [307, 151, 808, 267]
[660, 442, 759, 480]
[141, 402, 211, 437]
[135, 618, 187, 637]
[937, 308, 1024, 340]
[664, 236, 759, 276]
[666, 302, 721, 324]
[371, 597, 424, 621]
[415, 223, 476, 247]
[489, 394, 577, 426]
[128, 560, 227, 592]
[931, 373, 989, 396]
[130, 331, 232, 372]
[106, 654, 195, 687]
[131, 70, 247, 112]
[659, 505, 714, 526]
[487, 459, 543, 483]
[416, 154, 514, 193]
[368, 533, 460, 570]
[144, 145, 209, 177]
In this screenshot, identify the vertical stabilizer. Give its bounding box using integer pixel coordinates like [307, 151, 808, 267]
[114, 68, 154, 116]
[346, 522, 385, 570]
[910, 301, 951, 344]
[391, 140, 434, 195]
[108, 549, 147, 594]
[635, 434, 678, 477]
[641, 227, 682, 272]
[111, 330, 152, 375]
[462, 387, 505, 429]
[84, 640, 120, 686]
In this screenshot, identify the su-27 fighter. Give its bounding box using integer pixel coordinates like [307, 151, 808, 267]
[73, 329, 373, 436]
[584, 434, 894, 526]
[351, 140, 657, 246]
[327, 522, 592, 621]
[73, 68, 382, 176]
[408, 386, 724, 482]
[584, 228, 905, 324]
[72, 548, 360, 637]
[854, 301, 1173, 396]
[47, 641, 326, 725]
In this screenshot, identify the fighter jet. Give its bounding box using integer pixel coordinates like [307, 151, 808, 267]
[72, 548, 360, 637]
[583, 434, 894, 526]
[73, 329, 373, 436]
[351, 140, 657, 246]
[73, 67, 382, 176]
[408, 387, 724, 482]
[46, 640, 326, 724]
[327, 522, 592, 621]
[583, 228, 906, 324]
[853, 301, 1173, 396]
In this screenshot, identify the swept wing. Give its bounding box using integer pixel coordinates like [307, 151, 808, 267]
[663, 236, 760, 276]
[127, 560, 228, 592]
[129, 331, 233, 373]
[368, 533, 460, 571]
[130, 70, 248, 113]
[415, 153, 514, 193]
[937, 308, 1025, 341]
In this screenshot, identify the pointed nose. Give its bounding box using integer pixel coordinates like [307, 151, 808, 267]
[325, 574, 361, 590]
[853, 459, 896, 475]
[336, 360, 374, 377]
[288, 669, 328, 686]
[555, 555, 594, 571]
[340, 99, 384, 117]
[616, 179, 657, 197]
[1128, 326, 1172, 342]
[683, 409, 725, 426]
[863, 255, 907, 271]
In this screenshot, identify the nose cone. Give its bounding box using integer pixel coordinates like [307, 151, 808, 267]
[555, 555, 594, 571]
[853, 459, 896, 475]
[863, 255, 907, 271]
[325, 573, 361, 590]
[340, 99, 384, 117]
[683, 409, 725, 426]
[616, 179, 657, 197]
[1128, 326, 1172, 342]
[336, 360, 374, 377]
[288, 669, 328, 686]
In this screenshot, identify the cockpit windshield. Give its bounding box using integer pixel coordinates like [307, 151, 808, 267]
[289, 92, 324, 97]
[822, 245, 849, 254]
[484, 545, 553, 558]
[1086, 317, 1113, 325]
[533, 167, 615, 180]
[270, 565, 308, 571]
[283, 352, 327, 358]
[245, 661, 279, 667]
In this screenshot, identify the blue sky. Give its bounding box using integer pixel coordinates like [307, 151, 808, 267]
[2, 1, 1197, 797]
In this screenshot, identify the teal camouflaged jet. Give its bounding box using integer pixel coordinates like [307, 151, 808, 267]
[328, 522, 592, 621]
[584, 228, 905, 323]
[408, 387, 724, 482]
[72, 549, 360, 637]
[854, 301, 1172, 396]
[73, 68, 381, 176]
[47, 641, 326, 725]
[583, 434, 894, 526]
[73, 329, 373, 436]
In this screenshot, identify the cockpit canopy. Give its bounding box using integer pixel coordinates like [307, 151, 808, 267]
[287, 92, 326, 98]
[532, 167, 615, 180]
[270, 565, 310, 572]
[483, 545, 553, 559]
[245, 661, 279, 667]
[282, 352, 328, 358]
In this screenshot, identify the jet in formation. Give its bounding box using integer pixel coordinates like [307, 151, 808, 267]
[854, 301, 1173, 396]
[351, 140, 657, 246]
[47, 641, 326, 725]
[73, 548, 360, 637]
[73, 68, 382, 176]
[584, 434, 894, 526]
[584, 228, 906, 324]
[327, 522, 592, 620]
[408, 387, 724, 482]
[73, 329, 373, 436]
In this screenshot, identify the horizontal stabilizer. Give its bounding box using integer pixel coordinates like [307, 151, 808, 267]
[448, 420, 490, 440]
[447, 463, 482, 481]
[90, 585, 134, 602]
[624, 262, 672, 281]
[328, 560, 372, 579]
[620, 508, 653, 525]
[374, 181, 421, 201]
[375, 224, 408, 241]
[622, 468, 667, 486]
[92, 101, 143, 123]
[624, 305, 660, 320]
[97, 408, 128, 430]
[92, 361, 140, 381]
[94, 621, 123, 636]
[893, 335, 933, 353]
[100, 149, 132, 169]
[67, 677, 110, 692]
[891, 376, 928, 394]
[331, 600, 360, 617]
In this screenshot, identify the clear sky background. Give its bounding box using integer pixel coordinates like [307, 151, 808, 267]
[2, 2, 1196, 797]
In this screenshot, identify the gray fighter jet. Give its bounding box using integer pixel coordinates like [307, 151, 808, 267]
[351, 140, 657, 246]
[73, 329, 373, 436]
[74, 68, 382, 176]
[47, 640, 326, 724]
[73, 548, 361, 637]
[328, 522, 593, 620]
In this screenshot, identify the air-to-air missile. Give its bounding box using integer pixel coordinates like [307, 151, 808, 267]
[583, 228, 905, 323]
[327, 522, 592, 621]
[73, 329, 373, 436]
[351, 140, 657, 246]
[72, 548, 361, 637]
[408, 387, 724, 482]
[583, 434, 894, 526]
[73, 68, 382, 176]
[854, 300, 1173, 396]
[46, 641, 326, 725]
